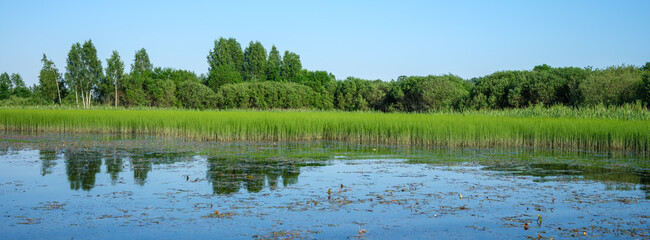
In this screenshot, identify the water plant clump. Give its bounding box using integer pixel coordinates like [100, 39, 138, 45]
[1, 109, 647, 152]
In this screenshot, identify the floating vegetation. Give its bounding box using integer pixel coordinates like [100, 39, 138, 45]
[0, 133, 648, 239]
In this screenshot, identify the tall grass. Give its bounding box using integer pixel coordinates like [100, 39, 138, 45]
[441, 103, 650, 120]
[1, 108, 647, 152]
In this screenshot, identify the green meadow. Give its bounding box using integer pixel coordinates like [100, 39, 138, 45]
[1, 108, 647, 152]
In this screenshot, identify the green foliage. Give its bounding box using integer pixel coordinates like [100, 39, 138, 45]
[243, 41, 267, 81]
[642, 71, 650, 105]
[455, 103, 649, 121]
[143, 75, 177, 108]
[533, 64, 552, 72]
[149, 67, 201, 107]
[0, 72, 10, 100]
[0, 96, 38, 106]
[468, 71, 514, 109]
[8, 38, 650, 115]
[296, 70, 336, 109]
[120, 74, 148, 107]
[641, 62, 650, 72]
[364, 80, 390, 110]
[207, 65, 242, 92]
[385, 75, 469, 112]
[266, 45, 282, 82]
[152, 67, 199, 86]
[176, 81, 217, 110]
[121, 48, 155, 108]
[216, 81, 318, 110]
[102, 51, 125, 106]
[132, 48, 153, 75]
[156, 79, 177, 108]
[208, 37, 244, 72]
[38, 54, 64, 104]
[545, 67, 588, 107]
[281, 51, 302, 81]
[82, 40, 103, 105]
[580, 65, 642, 106]
[10, 73, 30, 98]
[333, 77, 370, 111]
[467, 67, 590, 109]
[65, 43, 82, 98]
[65, 40, 103, 108]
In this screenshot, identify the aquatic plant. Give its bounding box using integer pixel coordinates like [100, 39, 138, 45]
[1, 109, 647, 152]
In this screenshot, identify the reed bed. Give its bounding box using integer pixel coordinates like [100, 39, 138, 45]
[1, 109, 647, 152]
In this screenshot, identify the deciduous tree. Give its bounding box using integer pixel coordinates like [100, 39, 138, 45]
[0, 72, 11, 100]
[243, 41, 267, 81]
[65, 40, 103, 108]
[132, 48, 153, 75]
[65, 43, 83, 106]
[10, 73, 30, 98]
[39, 54, 63, 104]
[105, 51, 124, 107]
[207, 37, 244, 72]
[281, 51, 301, 81]
[266, 45, 282, 82]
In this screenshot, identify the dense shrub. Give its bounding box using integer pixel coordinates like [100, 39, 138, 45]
[384, 75, 469, 112]
[216, 81, 318, 109]
[580, 65, 642, 106]
[176, 81, 217, 110]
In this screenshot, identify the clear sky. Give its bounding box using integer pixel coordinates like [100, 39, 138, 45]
[1, 0, 649, 86]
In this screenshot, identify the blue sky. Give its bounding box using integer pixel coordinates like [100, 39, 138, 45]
[1, 0, 649, 86]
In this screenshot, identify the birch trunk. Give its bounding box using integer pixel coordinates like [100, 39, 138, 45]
[114, 75, 118, 108]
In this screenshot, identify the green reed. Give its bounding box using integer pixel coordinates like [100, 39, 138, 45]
[1, 108, 647, 152]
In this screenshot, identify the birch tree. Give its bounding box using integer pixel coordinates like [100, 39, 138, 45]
[105, 51, 124, 107]
[39, 54, 62, 104]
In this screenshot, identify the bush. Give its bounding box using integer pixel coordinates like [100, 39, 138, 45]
[385, 75, 469, 112]
[580, 65, 642, 106]
[176, 81, 217, 110]
[216, 81, 318, 109]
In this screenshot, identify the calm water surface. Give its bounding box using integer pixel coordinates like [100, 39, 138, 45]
[0, 133, 648, 239]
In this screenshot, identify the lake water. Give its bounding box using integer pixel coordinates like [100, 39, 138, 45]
[1, 133, 648, 239]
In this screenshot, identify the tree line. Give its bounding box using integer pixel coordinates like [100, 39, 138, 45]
[2, 38, 649, 112]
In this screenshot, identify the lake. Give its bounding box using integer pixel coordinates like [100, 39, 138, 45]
[1, 133, 648, 239]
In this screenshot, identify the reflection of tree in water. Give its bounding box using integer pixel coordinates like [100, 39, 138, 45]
[65, 149, 102, 191]
[61, 148, 191, 190]
[485, 163, 650, 198]
[131, 158, 152, 186]
[206, 157, 312, 195]
[0, 146, 8, 156]
[39, 149, 58, 176]
[129, 152, 191, 186]
[104, 148, 123, 185]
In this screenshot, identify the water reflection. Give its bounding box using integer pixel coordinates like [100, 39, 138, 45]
[43, 147, 321, 193]
[206, 156, 320, 194]
[39, 149, 58, 176]
[19, 144, 650, 197]
[128, 152, 192, 185]
[485, 163, 650, 198]
[64, 150, 102, 191]
[104, 149, 123, 185]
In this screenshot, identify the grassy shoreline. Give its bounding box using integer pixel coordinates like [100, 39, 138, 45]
[1, 108, 648, 152]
